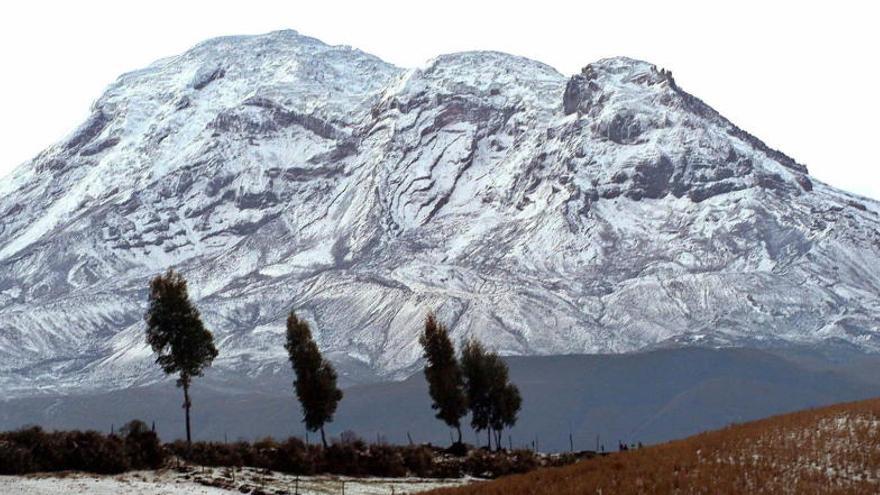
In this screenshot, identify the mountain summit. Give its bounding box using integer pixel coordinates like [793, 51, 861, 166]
[1, 30, 878, 396]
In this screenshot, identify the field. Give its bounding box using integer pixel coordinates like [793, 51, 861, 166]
[429, 398, 880, 494]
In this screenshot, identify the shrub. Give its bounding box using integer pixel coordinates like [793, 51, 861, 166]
[402, 445, 435, 477]
[271, 437, 317, 475]
[506, 449, 540, 474]
[0, 441, 35, 474]
[463, 449, 514, 478]
[121, 420, 164, 469]
[0, 421, 166, 475]
[0, 427, 562, 479]
[365, 444, 407, 477]
[169, 440, 243, 467]
[322, 442, 366, 476]
[66, 431, 130, 474]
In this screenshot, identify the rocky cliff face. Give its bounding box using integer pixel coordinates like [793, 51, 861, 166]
[1, 30, 879, 396]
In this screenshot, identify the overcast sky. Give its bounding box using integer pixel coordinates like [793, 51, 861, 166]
[1, 1, 877, 199]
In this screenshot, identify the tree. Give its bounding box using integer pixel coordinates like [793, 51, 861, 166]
[144, 268, 218, 450]
[461, 338, 523, 451]
[419, 312, 468, 444]
[461, 339, 493, 448]
[489, 375, 522, 451]
[285, 310, 343, 448]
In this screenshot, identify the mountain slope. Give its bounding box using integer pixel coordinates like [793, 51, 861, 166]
[1, 30, 880, 395]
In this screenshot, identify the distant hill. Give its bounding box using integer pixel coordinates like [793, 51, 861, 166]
[428, 397, 880, 494]
[2, 347, 879, 452]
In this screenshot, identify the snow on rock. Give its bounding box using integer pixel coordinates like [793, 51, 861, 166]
[2, 30, 880, 396]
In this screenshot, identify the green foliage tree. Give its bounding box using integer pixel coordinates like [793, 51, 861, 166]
[461, 338, 493, 448]
[419, 312, 468, 444]
[462, 338, 523, 450]
[144, 268, 218, 449]
[285, 310, 343, 448]
[489, 370, 522, 451]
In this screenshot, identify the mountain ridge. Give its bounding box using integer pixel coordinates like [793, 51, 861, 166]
[1, 30, 879, 396]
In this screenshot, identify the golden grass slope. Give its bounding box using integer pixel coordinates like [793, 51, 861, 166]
[430, 398, 880, 494]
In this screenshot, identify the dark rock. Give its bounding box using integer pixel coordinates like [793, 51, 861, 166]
[208, 110, 275, 135]
[80, 137, 120, 156]
[631, 155, 674, 199]
[848, 200, 868, 211]
[600, 186, 622, 199]
[192, 66, 226, 90]
[236, 97, 341, 140]
[688, 181, 745, 202]
[625, 189, 643, 201]
[797, 175, 813, 192]
[4, 204, 24, 218]
[714, 167, 735, 180]
[175, 97, 191, 111]
[563, 74, 589, 115]
[206, 174, 236, 197]
[611, 171, 628, 184]
[598, 112, 645, 145]
[65, 111, 109, 151]
[175, 171, 196, 195]
[756, 173, 789, 192]
[236, 191, 279, 209]
[36, 158, 67, 173]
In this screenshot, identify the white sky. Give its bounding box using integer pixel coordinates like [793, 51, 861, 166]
[0, 0, 877, 199]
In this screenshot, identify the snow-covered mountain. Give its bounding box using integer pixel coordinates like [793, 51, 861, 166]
[2, 30, 879, 397]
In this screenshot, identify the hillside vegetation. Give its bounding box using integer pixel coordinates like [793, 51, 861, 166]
[430, 398, 880, 494]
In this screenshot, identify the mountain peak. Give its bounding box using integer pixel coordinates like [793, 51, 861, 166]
[586, 56, 659, 74]
[423, 50, 563, 77]
[183, 29, 353, 58]
[563, 57, 675, 114]
[104, 29, 400, 115]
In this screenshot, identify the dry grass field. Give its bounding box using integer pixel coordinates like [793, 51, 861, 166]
[430, 398, 880, 494]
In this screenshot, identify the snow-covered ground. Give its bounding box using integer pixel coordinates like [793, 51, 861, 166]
[0, 467, 474, 494]
[0, 474, 230, 495]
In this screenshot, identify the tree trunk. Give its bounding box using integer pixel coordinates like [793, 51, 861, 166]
[486, 428, 492, 450]
[320, 425, 328, 449]
[456, 425, 463, 444]
[182, 380, 193, 454]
